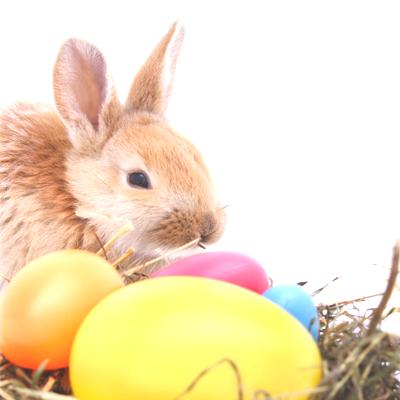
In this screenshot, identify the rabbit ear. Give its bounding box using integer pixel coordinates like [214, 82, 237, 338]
[53, 39, 121, 152]
[126, 21, 185, 115]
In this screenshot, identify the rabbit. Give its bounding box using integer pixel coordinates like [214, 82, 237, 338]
[0, 22, 225, 287]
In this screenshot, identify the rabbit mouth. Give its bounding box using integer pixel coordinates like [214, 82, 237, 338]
[146, 208, 223, 249]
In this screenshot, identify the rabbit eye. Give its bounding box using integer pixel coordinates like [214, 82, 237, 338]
[127, 172, 151, 189]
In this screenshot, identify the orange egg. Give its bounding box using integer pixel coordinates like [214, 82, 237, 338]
[0, 250, 124, 370]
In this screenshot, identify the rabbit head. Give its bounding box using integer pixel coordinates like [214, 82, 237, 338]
[53, 23, 224, 263]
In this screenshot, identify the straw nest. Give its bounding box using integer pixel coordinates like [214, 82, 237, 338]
[0, 241, 399, 400]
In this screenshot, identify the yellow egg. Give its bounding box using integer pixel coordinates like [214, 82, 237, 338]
[0, 250, 124, 370]
[70, 277, 322, 400]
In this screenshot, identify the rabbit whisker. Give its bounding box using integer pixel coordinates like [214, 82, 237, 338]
[92, 171, 114, 193]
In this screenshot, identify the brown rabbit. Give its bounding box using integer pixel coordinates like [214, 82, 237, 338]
[0, 22, 224, 285]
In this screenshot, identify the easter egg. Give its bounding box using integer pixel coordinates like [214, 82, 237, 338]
[263, 284, 319, 340]
[151, 251, 269, 293]
[70, 277, 322, 400]
[0, 250, 124, 370]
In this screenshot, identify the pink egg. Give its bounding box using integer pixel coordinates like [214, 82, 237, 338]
[151, 252, 269, 294]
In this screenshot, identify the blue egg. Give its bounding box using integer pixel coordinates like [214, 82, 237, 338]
[263, 284, 319, 341]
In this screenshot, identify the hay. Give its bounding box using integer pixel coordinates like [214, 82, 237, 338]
[0, 243, 399, 400]
[310, 242, 400, 400]
[0, 359, 73, 399]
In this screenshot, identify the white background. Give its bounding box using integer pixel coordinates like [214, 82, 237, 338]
[0, 1, 399, 327]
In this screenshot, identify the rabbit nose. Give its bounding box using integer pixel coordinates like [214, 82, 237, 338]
[200, 212, 217, 243]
